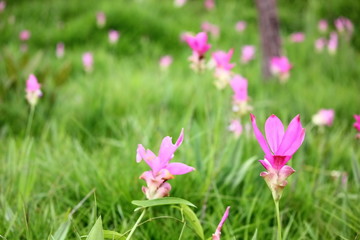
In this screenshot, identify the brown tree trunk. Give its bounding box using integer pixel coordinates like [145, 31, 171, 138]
[255, 0, 281, 80]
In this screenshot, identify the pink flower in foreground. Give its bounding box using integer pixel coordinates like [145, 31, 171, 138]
[174, 0, 187, 7]
[108, 30, 120, 44]
[228, 120, 243, 138]
[185, 32, 211, 72]
[26, 74, 42, 106]
[250, 114, 305, 200]
[82, 52, 93, 72]
[19, 30, 31, 41]
[318, 20, 328, 33]
[328, 32, 338, 54]
[201, 21, 220, 38]
[290, 32, 305, 43]
[235, 21, 246, 32]
[204, 0, 215, 10]
[270, 56, 292, 82]
[159, 55, 173, 70]
[0, 1, 6, 12]
[136, 129, 195, 199]
[312, 109, 335, 127]
[354, 115, 360, 139]
[315, 38, 327, 52]
[56, 42, 65, 58]
[96, 12, 106, 28]
[240, 45, 255, 63]
[212, 207, 230, 240]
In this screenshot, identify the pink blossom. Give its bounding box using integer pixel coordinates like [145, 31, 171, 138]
[204, 0, 215, 10]
[228, 120, 243, 138]
[25, 74, 42, 106]
[159, 55, 173, 70]
[96, 12, 106, 28]
[270, 56, 292, 81]
[315, 38, 327, 52]
[318, 20, 328, 33]
[335, 17, 354, 34]
[108, 30, 120, 44]
[56, 42, 65, 58]
[230, 75, 248, 102]
[235, 21, 246, 32]
[201, 21, 220, 38]
[328, 32, 338, 54]
[19, 30, 31, 41]
[240, 45, 255, 63]
[0, 1, 6, 12]
[136, 129, 195, 199]
[250, 114, 305, 200]
[174, 0, 187, 7]
[312, 109, 335, 127]
[354, 115, 360, 138]
[82, 52, 93, 72]
[212, 207, 230, 240]
[212, 49, 235, 71]
[185, 32, 211, 57]
[289, 32, 305, 43]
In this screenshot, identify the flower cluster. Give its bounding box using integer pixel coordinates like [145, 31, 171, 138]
[25, 74, 42, 107]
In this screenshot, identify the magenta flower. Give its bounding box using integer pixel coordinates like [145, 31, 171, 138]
[108, 30, 120, 44]
[312, 109, 335, 127]
[19, 30, 31, 41]
[159, 55, 173, 70]
[289, 32, 305, 43]
[136, 129, 195, 199]
[0, 1, 6, 12]
[185, 32, 211, 72]
[82, 52, 93, 72]
[328, 32, 338, 54]
[250, 114, 305, 200]
[96, 12, 106, 28]
[240, 45, 255, 63]
[204, 0, 215, 10]
[315, 38, 327, 52]
[201, 21, 220, 38]
[228, 120, 243, 138]
[212, 207, 230, 240]
[230, 75, 248, 102]
[354, 115, 360, 139]
[25, 74, 42, 106]
[213, 49, 235, 71]
[235, 21, 246, 32]
[270, 56, 292, 82]
[318, 19, 328, 33]
[174, 0, 187, 7]
[335, 17, 354, 34]
[56, 42, 65, 58]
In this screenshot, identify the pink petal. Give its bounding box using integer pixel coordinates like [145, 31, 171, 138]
[278, 165, 295, 184]
[137, 144, 159, 171]
[250, 114, 272, 157]
[277, 115, 305, 156]
[272, 155, 291, 170]
[265, 115, 284, 153]
[212, 206, 230, 240]
[259, 159, 272, 171]
[166, 162, 195, 175]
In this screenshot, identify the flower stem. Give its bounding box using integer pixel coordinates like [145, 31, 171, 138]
[126, 208, 147, 240]
[25, 105, 35, 138]
[274, 200, 282, 240]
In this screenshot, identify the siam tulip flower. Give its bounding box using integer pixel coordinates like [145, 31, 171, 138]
[312, 109, 335, 127]
[212, 49, 235, 89]
[204, 0, 215, 10]
[334, 17, 354, 41]
[201, 21, 220, 39]
[354, 115, 360, 139]
[229, 75, 253, 115]
[327, 32, 338, 55]
[314, 38, 327, 52]
[270, 56, 292, 82]
[228, 120, 243, 138]
[19, 30, 31, 41]
[250, 114, 305, 201]
[212, 207, 230, 240]
[180, 31, 193, 43]
[185, 32, 211, 72]
[318, 19, 328, 33]
[25, 74, 42, 106]
[82, 52, 93, 72]
[96, 12, 106, 28]
[240, 45, 255, 64]
[289, 32, 305, 43]
[56, 42, 65, 58]
[159, 55, 173, 70]
[235, 21, 246, 32]
[0, 1, 6, 12]
[136, 129, 195, 200]
[108, 30, 120, 44]
[174, 0, 187, 7]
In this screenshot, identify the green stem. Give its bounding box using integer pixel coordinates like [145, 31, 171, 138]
[25, 105, 35, 138]
[126, 208, 147, 240]
[274, 200, 282, 240]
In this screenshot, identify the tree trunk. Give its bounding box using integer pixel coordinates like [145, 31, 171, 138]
[255, 0, 281, 79]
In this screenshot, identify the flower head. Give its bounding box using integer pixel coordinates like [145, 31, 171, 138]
[25, 74, 42, 106]
[354, 115, 360, 139]
[96, 12, 106, 28]
[136, 129, 195, 199]
[229, 75, 253, 116]
[185, 32, 211, 72]
[312, 109, 335, 127]
[235, 21, 246, 32]
[56, 42, 65, 58]
[213, 49, 235, 71]
[328, 32, 338, 54]
[228, 120, 243, 138]
[159, 55, 173, 70]
[108, 30, 120, 44]
[289, 32, 305, 43]
[19, 30, 30, 41]
[318, 20, 328, 33]
[82, 52, 93, 72]
[240, 45, 255, 64]
[204, 0, 215, 10]
[201, 21, 220, 39]
[212, 207, 230, 240]
[270, 56, 292, 82]
[315, 38, 327, 52]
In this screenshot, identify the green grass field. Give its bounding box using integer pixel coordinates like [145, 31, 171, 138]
[0, 0, 360, 239]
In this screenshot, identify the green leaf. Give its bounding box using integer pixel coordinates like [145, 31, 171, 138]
[103, 230, 125, 239]
[51, 220, 71, 240]
[251, 229, 258, 240]
[86, 216, 104, 240]
[181, 204, 204, 240]
[132, 197, 196, 208]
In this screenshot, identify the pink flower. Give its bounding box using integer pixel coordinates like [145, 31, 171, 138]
[314, 38, 327, 52]
[354, 115, 360, 136]
[174, 0, 187, 7]
[240, 45, 255, 63]
[230, 75, 248, 102]
[312, 109, 335, 127]
[328, 32, 338, 54]
[201, 21, 220, 38]
[235, 21, 246, 32]
[212, 49, 235, 71]
[335, 17, 354, 34]
[19, 30, 31, 41]
[56, 42, 65, 58]
[185, 32, 211, 57]
[136, 129, 195, 199]
[270, 56, 292, 81]
[204, 0, 215, 10]
[159, 55, 173, 70]
[289, 32, 305, 43]
[0, 1, 6, 12]
[318, 20, 328, 33]
[228, 120, 243, 138]
[82, 52, 93, 72]
[25, 74, 42, 106]
[212, 207, 230, 240]
[108, 30, 120, 44]
[250, 114, 305, 200]
[96, 12, 106, 28]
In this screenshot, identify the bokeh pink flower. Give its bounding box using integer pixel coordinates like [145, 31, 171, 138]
[201, 21, 220, 39]
[290, 32, 305, 43]
[19, 30, 31, 41]
[56, 42, 65, 58]
[26, 74, 42, 106]
[270, 56, 292, 82]
[318, 20, 328, 33]
[235, 21, 246, 32]
[312, 109, 335, 127]
[204, 0, 215, 10]
[159, 55, 173, 70]
[212, 49, 235, 88]
[96, 12, 106, 28]
[240, 45, 255, 63]
[108, 30, 120, 44]
[82, 52, 93, 72]
[228, 120, 243, 138]
[328, 32, 338, 54]
[315, 38, 327, 52]
[354, 115, 360, 139]
[0, 1, 6, 12]
[174, 0, 187, 7]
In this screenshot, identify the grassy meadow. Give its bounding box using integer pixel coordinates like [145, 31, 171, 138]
[0, 0, 360, 239]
